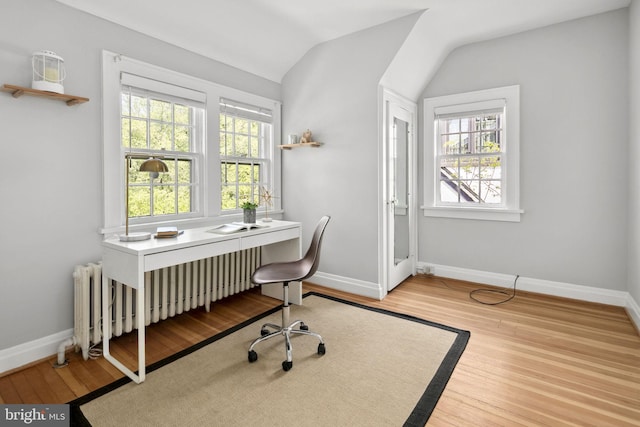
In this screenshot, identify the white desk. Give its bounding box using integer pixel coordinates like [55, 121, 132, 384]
[101, 220, 302, 383]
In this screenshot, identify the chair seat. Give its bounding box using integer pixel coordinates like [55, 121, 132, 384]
[251, 260, 311, 285]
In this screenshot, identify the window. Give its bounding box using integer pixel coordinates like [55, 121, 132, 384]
[121, 82, 205, 220]
[101, 51, 281, 234]
[423, 86, 522, 222]
[219, 98, 272, 210]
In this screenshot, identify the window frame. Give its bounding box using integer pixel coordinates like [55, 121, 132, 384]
[120, 83, 205, 223]
[219, 98, 274, 211]
[101, 51, 281, 234]
[423, 85, 522, 222]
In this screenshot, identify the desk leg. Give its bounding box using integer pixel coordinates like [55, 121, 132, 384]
[102, 274, 145, 384]
[101, 272, 111, 368]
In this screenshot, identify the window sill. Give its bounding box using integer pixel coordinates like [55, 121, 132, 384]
[422, 206, 523, 222]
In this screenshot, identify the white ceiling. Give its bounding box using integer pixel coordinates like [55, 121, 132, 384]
[55, 0, 630, 83]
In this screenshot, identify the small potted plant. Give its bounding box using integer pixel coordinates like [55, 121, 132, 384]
[241, 201, 259, 224]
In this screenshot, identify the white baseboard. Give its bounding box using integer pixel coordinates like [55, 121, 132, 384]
[626, 294, 640, 332]
[420, 262, 640, 331]
[309, 271, 383, 300]
[0, 329, 73, 375]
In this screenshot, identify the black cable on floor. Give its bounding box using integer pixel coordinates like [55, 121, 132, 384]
[469, 274, 520, 305]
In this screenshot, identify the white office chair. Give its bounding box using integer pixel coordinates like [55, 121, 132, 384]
[247, 215, 330, 371]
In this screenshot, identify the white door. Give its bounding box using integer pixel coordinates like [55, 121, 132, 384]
[384, 91, 416, 291]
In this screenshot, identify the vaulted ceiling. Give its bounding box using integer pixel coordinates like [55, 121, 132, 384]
[55, 0, 630, 84]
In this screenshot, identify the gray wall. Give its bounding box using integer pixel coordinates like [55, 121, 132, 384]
[629, 0, 640, 303]
[0, 0, 279, 351]
[280, 14, 419, 284]
[419, 9, 629, 291]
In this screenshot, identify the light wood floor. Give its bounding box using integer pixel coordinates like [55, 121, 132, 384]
[1, 275, 639, 426]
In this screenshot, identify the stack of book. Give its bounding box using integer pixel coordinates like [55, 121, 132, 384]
[155, 226, 181, 238]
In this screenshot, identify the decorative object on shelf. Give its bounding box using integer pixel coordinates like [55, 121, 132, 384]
[31, 51, 66, 94]
[259, 186, 277, 222]
[241, 201, 258, 224]
[1, 84, 89, 105]
[120, 155, 169, 242]
[288, 134, 298, 145]
[300, 129, 313, 143]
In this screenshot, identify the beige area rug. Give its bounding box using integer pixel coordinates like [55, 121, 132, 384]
[70, 293, 469, 427]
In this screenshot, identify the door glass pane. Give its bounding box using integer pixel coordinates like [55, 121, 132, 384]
[393, 117, 409, 265]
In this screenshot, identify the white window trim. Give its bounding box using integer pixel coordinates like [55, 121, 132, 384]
[423, 85, 522, 222]
[101, 50, 281, 234]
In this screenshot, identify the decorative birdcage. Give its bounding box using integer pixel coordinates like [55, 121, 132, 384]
[31, 51, 66, 94]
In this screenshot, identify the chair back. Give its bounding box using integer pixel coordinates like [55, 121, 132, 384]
[299, 215, 331, 281]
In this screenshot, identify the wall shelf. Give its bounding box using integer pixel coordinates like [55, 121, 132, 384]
[278, 142, 321, 150]
[1, 84, 89, 106]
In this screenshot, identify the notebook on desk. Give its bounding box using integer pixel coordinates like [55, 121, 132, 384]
[208, 222, 268, 234]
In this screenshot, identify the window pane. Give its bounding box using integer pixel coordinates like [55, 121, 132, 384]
[440, 180, 460, 203]
[480, 180, 502, 203]
[236, 134, 249, 157]
[130, 95, 147, 118]
[129, 186, 150, 217]
[150, 99, 171, 122]
[441, 134, 459, 154]
[480, 156, 501, 179]
[473, 132, 485, 153]
[236, 118, 249, 135]
[177, 159, 191, 183]
[174, 104, 190, 124]
[482, 131, 500, 152]
[157, 160, 174, 184]
[177, 186, 191, 213]
[458, 157, 480, 180]
[238, 185, 252, 203]
[150, 122, 172, 150]
[442, 118, 459, 133]
[175, 125, 191, 152]
[121, 93, 130, 116]
[121, 118, 130, 147]
[237, 164, 252, 184]
[440, 157, 458, 172]
[129, 119, 147, 149]
[460, 117, 470, 133]
[153, 185, 175, 215]
[219, 132, 230, 156]
[221, 184, 237, 209]
[129, 159, 150, 183]
[221, 163, 237, 185]
[461, 133, 471, 154]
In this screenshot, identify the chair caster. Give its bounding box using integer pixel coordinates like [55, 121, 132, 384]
[317, 343, 326, 355]
[282, 360, 293, 371]
[300, 323, 309, 331]
[260, 328, 270, 336]
[248, 350, 258, 363]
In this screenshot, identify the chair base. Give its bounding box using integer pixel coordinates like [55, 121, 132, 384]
[247, 283, 325, 371]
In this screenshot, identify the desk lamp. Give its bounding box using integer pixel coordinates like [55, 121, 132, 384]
[120, 156, 169, 242]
